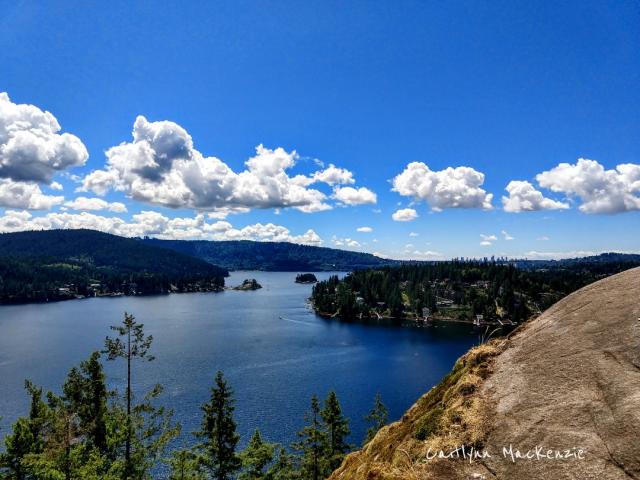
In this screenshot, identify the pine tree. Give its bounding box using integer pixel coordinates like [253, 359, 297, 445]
[167, 449, 205, 480]
[293, 395, 328, 480]
[363, 393, 388, 444]
[320, 391, 350, 471]
[238, 429, 275, 480]
[103, 312, 154, 478]
[267, 446, 296, 480]
[196, 371, 241, 480]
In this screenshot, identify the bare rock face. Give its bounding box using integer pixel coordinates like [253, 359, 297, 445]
[329, 267, 640, 480]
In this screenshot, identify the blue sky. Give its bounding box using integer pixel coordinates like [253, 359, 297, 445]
[0, 0, 638, 259]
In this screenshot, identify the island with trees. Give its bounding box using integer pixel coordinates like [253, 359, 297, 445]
[295, 273, 318, 284]
[232, 279, 263, 291]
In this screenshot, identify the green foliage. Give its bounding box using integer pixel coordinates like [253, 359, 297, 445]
[166, 449, 206, 480]
[196, 371, 241, 480]
[320, 392, 350, 471]
[364, 393, 388, 444]
[238, 430, 275, 480]
[0, 229, 227, 304]
[311, 258, 640, 323]
[143, 238, 396, 272]
[293, 395, 329, 480]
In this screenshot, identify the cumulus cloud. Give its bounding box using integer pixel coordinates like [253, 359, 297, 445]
[0, 92, 88, 183]
[535, 158, 640, 214]
[332, 186, 377, 205]
[480, 233, 497, 246]
[392, 208, 418, 222]
[409, 232, 419, 237]
[80, 116, 373, 214]
[0, 178, 64, 209]
[392, 162, 493, 211]
[0, 209, 323, 245]
[331, 235, 361, 249]
[502, 180, 569, 212]
[501, 230, 514, 240]
[356, 226, 373, 233]
[311, 164, 355, 186]
[64, 196, 127, 213]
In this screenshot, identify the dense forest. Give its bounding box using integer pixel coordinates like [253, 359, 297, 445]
[141, 238, 396, 271]
[0, 314, 387, 480]
[311, 257, 640, 324]
[0, 230, 227, 304]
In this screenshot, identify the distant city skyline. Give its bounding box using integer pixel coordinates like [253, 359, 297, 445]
[1, 0, 638, 259]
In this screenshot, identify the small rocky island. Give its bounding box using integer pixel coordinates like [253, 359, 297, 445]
[295, 273, 318, 284]
[233, 278, 262, 290]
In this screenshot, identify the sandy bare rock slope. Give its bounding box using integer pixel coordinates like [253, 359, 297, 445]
[329, 267, 640, 480]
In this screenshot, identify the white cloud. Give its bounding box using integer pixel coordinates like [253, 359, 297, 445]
[392, 208, 418, 222]
[501, 230, 514, 240]
[480, 233, 497, 246]
[311, 164, 355, 186]
[50, 181, 63, 191]
[80, 116, 372, 214]
[0, 209, 322, 245]
[502, 180, 569, 212]
[536, 158, 640, 214]
[332, 186, 377, 205]
[0, 178, 64, 209]
[409, 232, 419, 237]
[0, 92, 88, 183]
[331, 235, 361, 249]
[537, 236, 550, 241]
[392, 162, 493, 211]
[64, 196, 127, 213]
[356, 226, 373, 233]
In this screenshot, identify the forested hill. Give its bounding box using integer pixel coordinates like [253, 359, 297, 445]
[141, 238, 396, 271]
[0, 230, 228, 303]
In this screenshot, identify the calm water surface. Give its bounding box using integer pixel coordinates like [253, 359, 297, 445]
[0, 271, 478, 450]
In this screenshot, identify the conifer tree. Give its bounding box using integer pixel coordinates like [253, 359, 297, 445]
[167, 449, 205, 480]
[363, 393, 388, 444]
[293, 395, 328, 480]
[267, 446, 296, 480]
[238, 429, 274, 480]
[196, 371, 241, 480]
[104, 312, 154, 478]
[320, 391, 350, 471]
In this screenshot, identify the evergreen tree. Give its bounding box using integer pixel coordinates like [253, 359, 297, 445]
[363, 393, 388, 444]
[267, 447, 296, 480]
[167, 449, 205, 480]
[103, 312, 154, 478]
[293, 395, 328, 480]
[238, 429, 274, 480]
[196, 371, 241, 480]
[320, 391, 350, 471]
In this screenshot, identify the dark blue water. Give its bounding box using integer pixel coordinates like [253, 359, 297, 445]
[0, 271, 477, 452]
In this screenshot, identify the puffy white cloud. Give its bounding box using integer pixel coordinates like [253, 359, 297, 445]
[501, 230, 514, 240]
[392, 162, 493, 211]
[0, 209, 322, 245]
[536, 158, 640, 214]
[0, 178, 64, 210]
[331, 235, 361, 249]
[332, 186, 377, 205]
[64, 196, 127, 213]
[0, 92, 88, 183]
[356, 226, 373, 233]
[81, 116, 372, 214]
[311, 164, 355, 186]
[502, 180, 569, 212]
[392, 208, 418, 222]
[409, 232, 419, 237]
[480, 233, 497, 246]
[50, 181, 63, 191]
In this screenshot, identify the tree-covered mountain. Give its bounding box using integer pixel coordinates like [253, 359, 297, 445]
[0, 230, 228, 303]
[140, 238, 396, 271]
